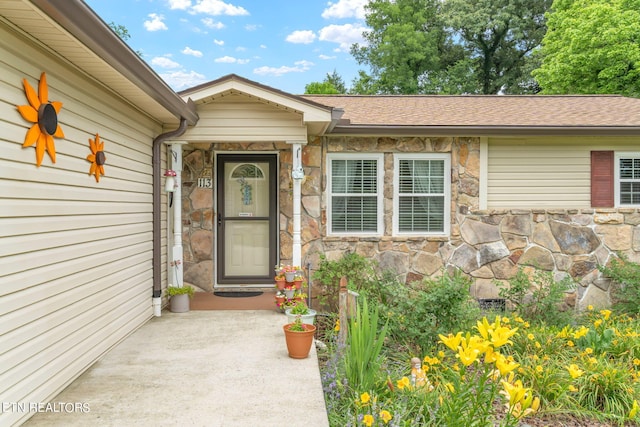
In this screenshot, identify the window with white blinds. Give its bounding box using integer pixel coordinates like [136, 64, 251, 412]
[616, 153, 640, 206]
[394, 154, 450, 235]
[328, 154, 383, 234]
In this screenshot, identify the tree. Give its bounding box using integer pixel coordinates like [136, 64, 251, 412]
[533, 0, 640, 97]
[350, 0, 550, 94]
[351, 0, 452, 94]
[443, 0, 551, 94]
[109, 22, 143, 57]
[304, 70, 347, 94]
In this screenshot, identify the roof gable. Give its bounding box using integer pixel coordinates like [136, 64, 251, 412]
[180, 74, 334, 129]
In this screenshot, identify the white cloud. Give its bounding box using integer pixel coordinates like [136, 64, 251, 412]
[202, 18, 225, 29]
[319, 54, 337, 60]
[245, 24, 259, 31]
[253, 60, 313, 77]
[259, 44, 267, 49]
[144, 13, 168, 31]
[182, 47, 203, 57]
[236, 46, 247, 52]
[214, 56, 249, 64]
[285, 30, 317, 44]
[214, 39, 225, 46]
[160, 70, 208, 91]
[319, 23, 367, 51]
[322, 0, 367, 20]
[151, 56, 181, 68]
[190, 0, 249, 16]
[168, 0, 191, 10]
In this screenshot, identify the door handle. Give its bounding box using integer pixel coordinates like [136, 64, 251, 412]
[217, 213, 222, 226]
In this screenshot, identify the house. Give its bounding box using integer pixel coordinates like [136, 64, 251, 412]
[2, 1, 640, 425]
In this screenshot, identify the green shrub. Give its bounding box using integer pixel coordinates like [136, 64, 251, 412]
[391, 269, 480, 353]
[599, 255, 640, 315]
[498, 268, 574, 327]
[311, 252, 378, 312]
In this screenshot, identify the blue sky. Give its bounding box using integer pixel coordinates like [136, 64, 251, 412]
[84, 0, 370, 94]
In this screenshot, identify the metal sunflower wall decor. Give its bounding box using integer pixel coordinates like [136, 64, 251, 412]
[87, 133, 106, 182]
[16, 72, 65, 167]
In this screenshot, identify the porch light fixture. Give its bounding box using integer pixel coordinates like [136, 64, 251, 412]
[164, 169, 177, 192]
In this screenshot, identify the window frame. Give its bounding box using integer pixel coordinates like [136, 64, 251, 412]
[615, 152, 640, 208]
[326, 153, 384, 236]
[393, 153, 451, 236]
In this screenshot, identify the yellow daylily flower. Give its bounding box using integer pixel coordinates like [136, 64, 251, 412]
[490, 325, 518, 348]
[630, 400, 638, 418]
[567, 364, 584, 379]
[360, 392, 371, 404]
[496, 354, 520, 376]
[600, 309, 612, 320]
[379, 410, 392, 424]
[397, 376, 411, 390]
[458, 346, 480, 366]
[363, 414, 374, 426]
[439, 332, 463, 351]
[568, 385, 578, 392]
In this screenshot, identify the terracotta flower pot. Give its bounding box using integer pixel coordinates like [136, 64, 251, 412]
[283, 323, 317, 359]
[275, 278, 286, 290]
[293, 279, 303, 290]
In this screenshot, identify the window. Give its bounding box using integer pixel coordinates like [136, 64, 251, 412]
[394, 154, 450, 235]
[327, 154, 383, 234]
[615, 153, 640, 207]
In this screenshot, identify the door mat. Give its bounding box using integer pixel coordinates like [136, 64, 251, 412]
[213, 291, 264, 298]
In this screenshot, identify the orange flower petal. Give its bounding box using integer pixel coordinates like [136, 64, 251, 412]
[51, 101, 62, 113]
[22, 78, 41, 109]
[23, 124, 40, 147]
[38, 72, 48, 104]
[53, 124, 64, 139]
[87, 154, 96, 162]
[45, 134, 56, 163]
[35, 132, 46, 166]
[17, 105, 38, 123]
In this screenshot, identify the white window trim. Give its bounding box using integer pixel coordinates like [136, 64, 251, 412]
[615, 152, 640, 208]
[393, 153, 451, 236]
[327, 153, 384, 236]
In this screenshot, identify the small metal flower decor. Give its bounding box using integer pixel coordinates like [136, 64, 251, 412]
[17, 72, 65, 167]
[87, 133, 106, 182]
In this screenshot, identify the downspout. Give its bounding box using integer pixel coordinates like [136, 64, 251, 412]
[152, 118, 189, 317]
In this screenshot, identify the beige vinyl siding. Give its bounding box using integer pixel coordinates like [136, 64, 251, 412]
[487, 137, 640, 209]
[183, 93, 307, 142]
[0, 24, 166, 426]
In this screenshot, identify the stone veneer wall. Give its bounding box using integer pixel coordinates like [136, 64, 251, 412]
[179, 137, 640, 309]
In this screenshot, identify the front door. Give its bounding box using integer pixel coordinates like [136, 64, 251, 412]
[216, 154, 277, 285]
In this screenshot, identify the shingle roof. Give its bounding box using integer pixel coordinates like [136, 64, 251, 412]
[301, 94, 640, 135]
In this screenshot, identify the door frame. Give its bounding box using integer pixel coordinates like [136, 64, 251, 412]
[214, 152, 279, 287]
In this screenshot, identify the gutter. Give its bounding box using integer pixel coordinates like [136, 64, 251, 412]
[152, 119, 190, 316]
[329, 125, 640, 137]
[29, 0, 198, 126]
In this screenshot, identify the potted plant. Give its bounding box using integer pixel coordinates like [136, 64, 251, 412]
[166, 285, 194, 313]
[292, 273, 304, 289]
[284, 285, 295, 299]
[283, 316, 317, 359]
[282, 265, 301, 282]
[285, 300, 317, 325]
[274, 273, 286, 290]
[275, 291, 286, 309]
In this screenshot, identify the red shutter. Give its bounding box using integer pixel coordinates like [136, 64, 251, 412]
[591, 151, 614, 207]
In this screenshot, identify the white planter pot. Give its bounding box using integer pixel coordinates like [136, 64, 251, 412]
[284, 289, 295, 299]
[285, 308, 317, 325]
[170, 294, 190, 313]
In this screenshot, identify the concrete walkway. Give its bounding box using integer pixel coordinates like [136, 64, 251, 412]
[24, 310, 329, 427]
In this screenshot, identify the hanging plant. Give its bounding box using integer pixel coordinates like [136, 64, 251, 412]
[87, 133, 106, 182]
[16, 72, 65, 166]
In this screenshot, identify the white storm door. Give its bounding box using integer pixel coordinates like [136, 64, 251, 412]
[216, 154, 277, 285]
